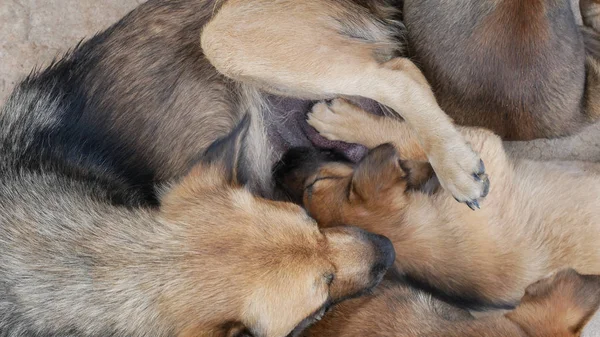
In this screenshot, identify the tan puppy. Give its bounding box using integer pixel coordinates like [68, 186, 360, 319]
[303, 269, 600, 337]
[274, 97, 600, 309]
[0, 113, 395, 337]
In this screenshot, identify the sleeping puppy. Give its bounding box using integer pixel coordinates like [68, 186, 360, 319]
[304, 269, 600, 337]
[0, 108, 396, 337]
[274, 97, 600, 310]
[402, 0, 600, 140]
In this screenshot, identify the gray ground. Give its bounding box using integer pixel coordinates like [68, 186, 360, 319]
[0, 0, 599, 335]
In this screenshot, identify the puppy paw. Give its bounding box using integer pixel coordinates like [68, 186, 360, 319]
[307, 98, 375, 145]
[430, 142, 490, 210]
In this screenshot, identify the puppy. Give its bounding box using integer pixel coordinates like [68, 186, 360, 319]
[0, 98, 395, 337]
[304, 269, 600, 337]
[274, 97, 600, 309]
[402, 0, 600, 140]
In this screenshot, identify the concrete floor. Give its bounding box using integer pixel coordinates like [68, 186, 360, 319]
[0, 0, 143, 103]
[0, 0, 599, 335]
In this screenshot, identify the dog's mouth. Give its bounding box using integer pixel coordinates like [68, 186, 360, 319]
[285, 302, 332, 337]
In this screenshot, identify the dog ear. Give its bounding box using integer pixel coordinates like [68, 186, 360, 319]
[200, 114, 251, 186]
[349, 143, 406, 202]
[512, 269, 600, 336]
[220, 321, 254, 337]
[557, 270, 600, 335]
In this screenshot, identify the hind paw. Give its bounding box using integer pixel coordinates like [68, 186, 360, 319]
[307, 98, 376, 145]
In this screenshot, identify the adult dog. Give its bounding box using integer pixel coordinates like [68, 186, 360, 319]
[1, 0, 489, 208]
[8, 0, 598, 208]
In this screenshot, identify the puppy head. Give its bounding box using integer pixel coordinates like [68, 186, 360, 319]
[507, 269, 600, 337]
[159, 115, 395, 337]
[274, 144, 410, 228]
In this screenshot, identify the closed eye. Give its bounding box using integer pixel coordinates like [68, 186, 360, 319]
[305, 176, 346, 213]
[305, 176, 345, 192]
[325, 273, 335, 286]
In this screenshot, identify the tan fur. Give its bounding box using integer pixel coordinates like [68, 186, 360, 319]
[0, 103, 395, 336]
[303, 269, 600, 337]
[152, 152, 393, 337]
[298, 97, 600, 306]
[201, 0, 489, 206]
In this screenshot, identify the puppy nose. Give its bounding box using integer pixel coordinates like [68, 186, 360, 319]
[364, 232, 395, 279]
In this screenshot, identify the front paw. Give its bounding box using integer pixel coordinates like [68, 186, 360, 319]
[430, 143, 490, 210]
[307, 98, 373, 145]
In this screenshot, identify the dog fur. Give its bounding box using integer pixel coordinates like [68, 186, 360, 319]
[402, 0, 599, 140]
[303, 269, 600, 337]
[5, 0, 596, 207]
[274, 96, 600, 309]
[201, 0, 493, 208]
[0, 84, 396, 336]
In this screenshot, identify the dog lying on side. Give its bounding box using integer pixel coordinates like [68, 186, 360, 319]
[12, 0, 600, 211]
[303, 269, 600, 337]
[274, 96, 600, 310]
[0, 90, 395, 337]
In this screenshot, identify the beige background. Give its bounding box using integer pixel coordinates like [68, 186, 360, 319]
[0, 0, 599, 335]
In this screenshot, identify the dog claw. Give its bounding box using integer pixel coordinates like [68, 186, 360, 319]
[481, 176, 490, 198]
[466, 200, 480, 211]
[477, 159, 486, 175]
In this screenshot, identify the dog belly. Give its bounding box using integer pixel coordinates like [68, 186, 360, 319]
[266, 96, 387, 163]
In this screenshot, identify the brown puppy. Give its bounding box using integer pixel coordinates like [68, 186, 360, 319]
[275, 97, 600, 309]
[402, 0, 599, 140]
[303, 269, 600, 337]
[0, 113, 395, 337]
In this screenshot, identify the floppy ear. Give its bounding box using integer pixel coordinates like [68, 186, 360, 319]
[220, 321, 254, 337]
[349, 143, 407, 202]
[516, 269, 600, 335]
[199, 114, 251, 186]
[560, 272, 600, 335]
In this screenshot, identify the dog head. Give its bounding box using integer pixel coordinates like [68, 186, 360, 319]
[506, 269, 600, 337]
[158, 116, 395, 337]
[274, 144, 414, 228]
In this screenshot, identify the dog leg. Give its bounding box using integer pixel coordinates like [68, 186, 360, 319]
[307, 98, 516, 203]
[202, 0, 488, 206]
[308, 98, 503, 171]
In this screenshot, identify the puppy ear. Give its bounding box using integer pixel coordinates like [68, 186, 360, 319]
[222, 321, 254, 337]
[514, 269, 600, 335]
[560, 271, 600, 334]
[199, 114, 251, 186]
[350, 143, 406, 202]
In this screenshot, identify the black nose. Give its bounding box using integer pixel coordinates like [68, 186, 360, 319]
[364, 232, 395, 279]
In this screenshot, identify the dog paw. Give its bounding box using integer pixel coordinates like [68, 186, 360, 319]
[307, 98, 373, 145]
[430, 143, 490, 210]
